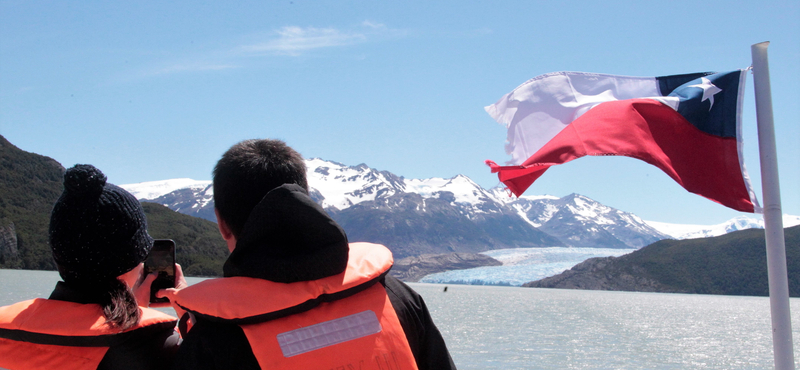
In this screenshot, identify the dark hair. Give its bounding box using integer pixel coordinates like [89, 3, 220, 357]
[213, 139, 308, 237]
[58, 265, 142, 330]
[101, 279, 141, 330]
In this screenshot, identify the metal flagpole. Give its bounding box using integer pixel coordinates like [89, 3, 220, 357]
[751, 41, 795, 370]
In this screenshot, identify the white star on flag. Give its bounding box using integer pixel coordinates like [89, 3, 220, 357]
[688, 77, 723, 110]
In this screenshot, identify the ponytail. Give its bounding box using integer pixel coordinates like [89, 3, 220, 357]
[99, 279, 141, 330]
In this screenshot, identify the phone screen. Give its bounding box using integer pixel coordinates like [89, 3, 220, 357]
[143, 239, 176, 304]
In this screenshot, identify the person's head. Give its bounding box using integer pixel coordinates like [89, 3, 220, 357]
[213, 139, 307, 238]
[49, 164, 153, 329]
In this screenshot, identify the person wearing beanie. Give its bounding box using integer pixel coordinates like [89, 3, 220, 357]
[167, 139, 456, 370]
[0, 164, 185, 370]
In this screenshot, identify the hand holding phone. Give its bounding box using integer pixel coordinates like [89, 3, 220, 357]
[143, 239, 176, 304]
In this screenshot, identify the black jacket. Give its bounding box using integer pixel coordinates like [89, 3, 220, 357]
[172, 184, 456, 370]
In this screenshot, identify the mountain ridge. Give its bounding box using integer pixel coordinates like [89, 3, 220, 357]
[4, 133, 799, 288]
[122, 172, 799, 242]
[122, 158, 672, 259]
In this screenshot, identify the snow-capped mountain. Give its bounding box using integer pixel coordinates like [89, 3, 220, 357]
[119, 158, 800, 282]
[124, 179, 214, 222]
[123, 178, 211, 201]
[646, 214, 800, 240]
[119, 158, 722, 259]
[306, 158, 507, 216]
[507, 193, 666, 249]
[306, 158, 406, 210]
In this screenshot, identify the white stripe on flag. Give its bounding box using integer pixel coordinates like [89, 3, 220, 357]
[486, 72, 663, 165]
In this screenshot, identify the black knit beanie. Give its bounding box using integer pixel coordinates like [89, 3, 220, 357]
[49, 164, 153, 287]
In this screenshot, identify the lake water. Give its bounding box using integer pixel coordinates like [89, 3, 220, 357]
[2, 269, 799, 369]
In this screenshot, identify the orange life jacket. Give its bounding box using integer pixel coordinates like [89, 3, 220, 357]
[173, 242, 419, 370]
[0, 299, 178, 370]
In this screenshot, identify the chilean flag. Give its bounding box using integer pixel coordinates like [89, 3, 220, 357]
[485, 70, 761, 213]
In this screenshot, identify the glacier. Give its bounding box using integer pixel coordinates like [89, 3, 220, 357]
[419, 247, 636, 286]
[645, 214, 800, 240]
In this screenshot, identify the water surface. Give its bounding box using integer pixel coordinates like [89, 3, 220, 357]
[2, 269, 798, 369]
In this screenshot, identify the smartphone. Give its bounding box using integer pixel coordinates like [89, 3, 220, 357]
[143, 239, 176, 304]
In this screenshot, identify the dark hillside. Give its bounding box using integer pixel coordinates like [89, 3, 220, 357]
[142, 202, 228, 276]
[0, 135, 64, 269]
[526, 225, 800, 297]
[0, 135, 229, 276]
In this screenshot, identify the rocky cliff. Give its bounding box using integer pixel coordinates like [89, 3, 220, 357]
[390, 252, 502, 282]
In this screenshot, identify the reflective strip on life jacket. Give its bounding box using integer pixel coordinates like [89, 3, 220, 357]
[173, 242, 394, 323]
[0, 299, 177, 370]
[241, 283, 418, 370]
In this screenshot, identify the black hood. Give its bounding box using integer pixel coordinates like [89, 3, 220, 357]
[223, 184, 349, 283]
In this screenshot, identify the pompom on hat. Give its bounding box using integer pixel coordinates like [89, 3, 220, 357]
[49, 164, 153, 287]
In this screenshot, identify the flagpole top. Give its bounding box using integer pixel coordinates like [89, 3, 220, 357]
[752, 41, 770, 50]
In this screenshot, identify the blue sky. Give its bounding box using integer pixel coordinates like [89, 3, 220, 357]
[1, 0, 798, 225]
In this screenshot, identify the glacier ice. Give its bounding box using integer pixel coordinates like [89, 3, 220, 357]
[419, 247, 636, 286]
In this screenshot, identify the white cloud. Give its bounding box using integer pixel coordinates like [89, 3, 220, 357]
[241, 26, 367, 56]
[139, 22, 404, 78]
[361, 20, 386, 29]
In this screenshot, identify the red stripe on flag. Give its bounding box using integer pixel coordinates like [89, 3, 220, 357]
[489, 99, 755, 212]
